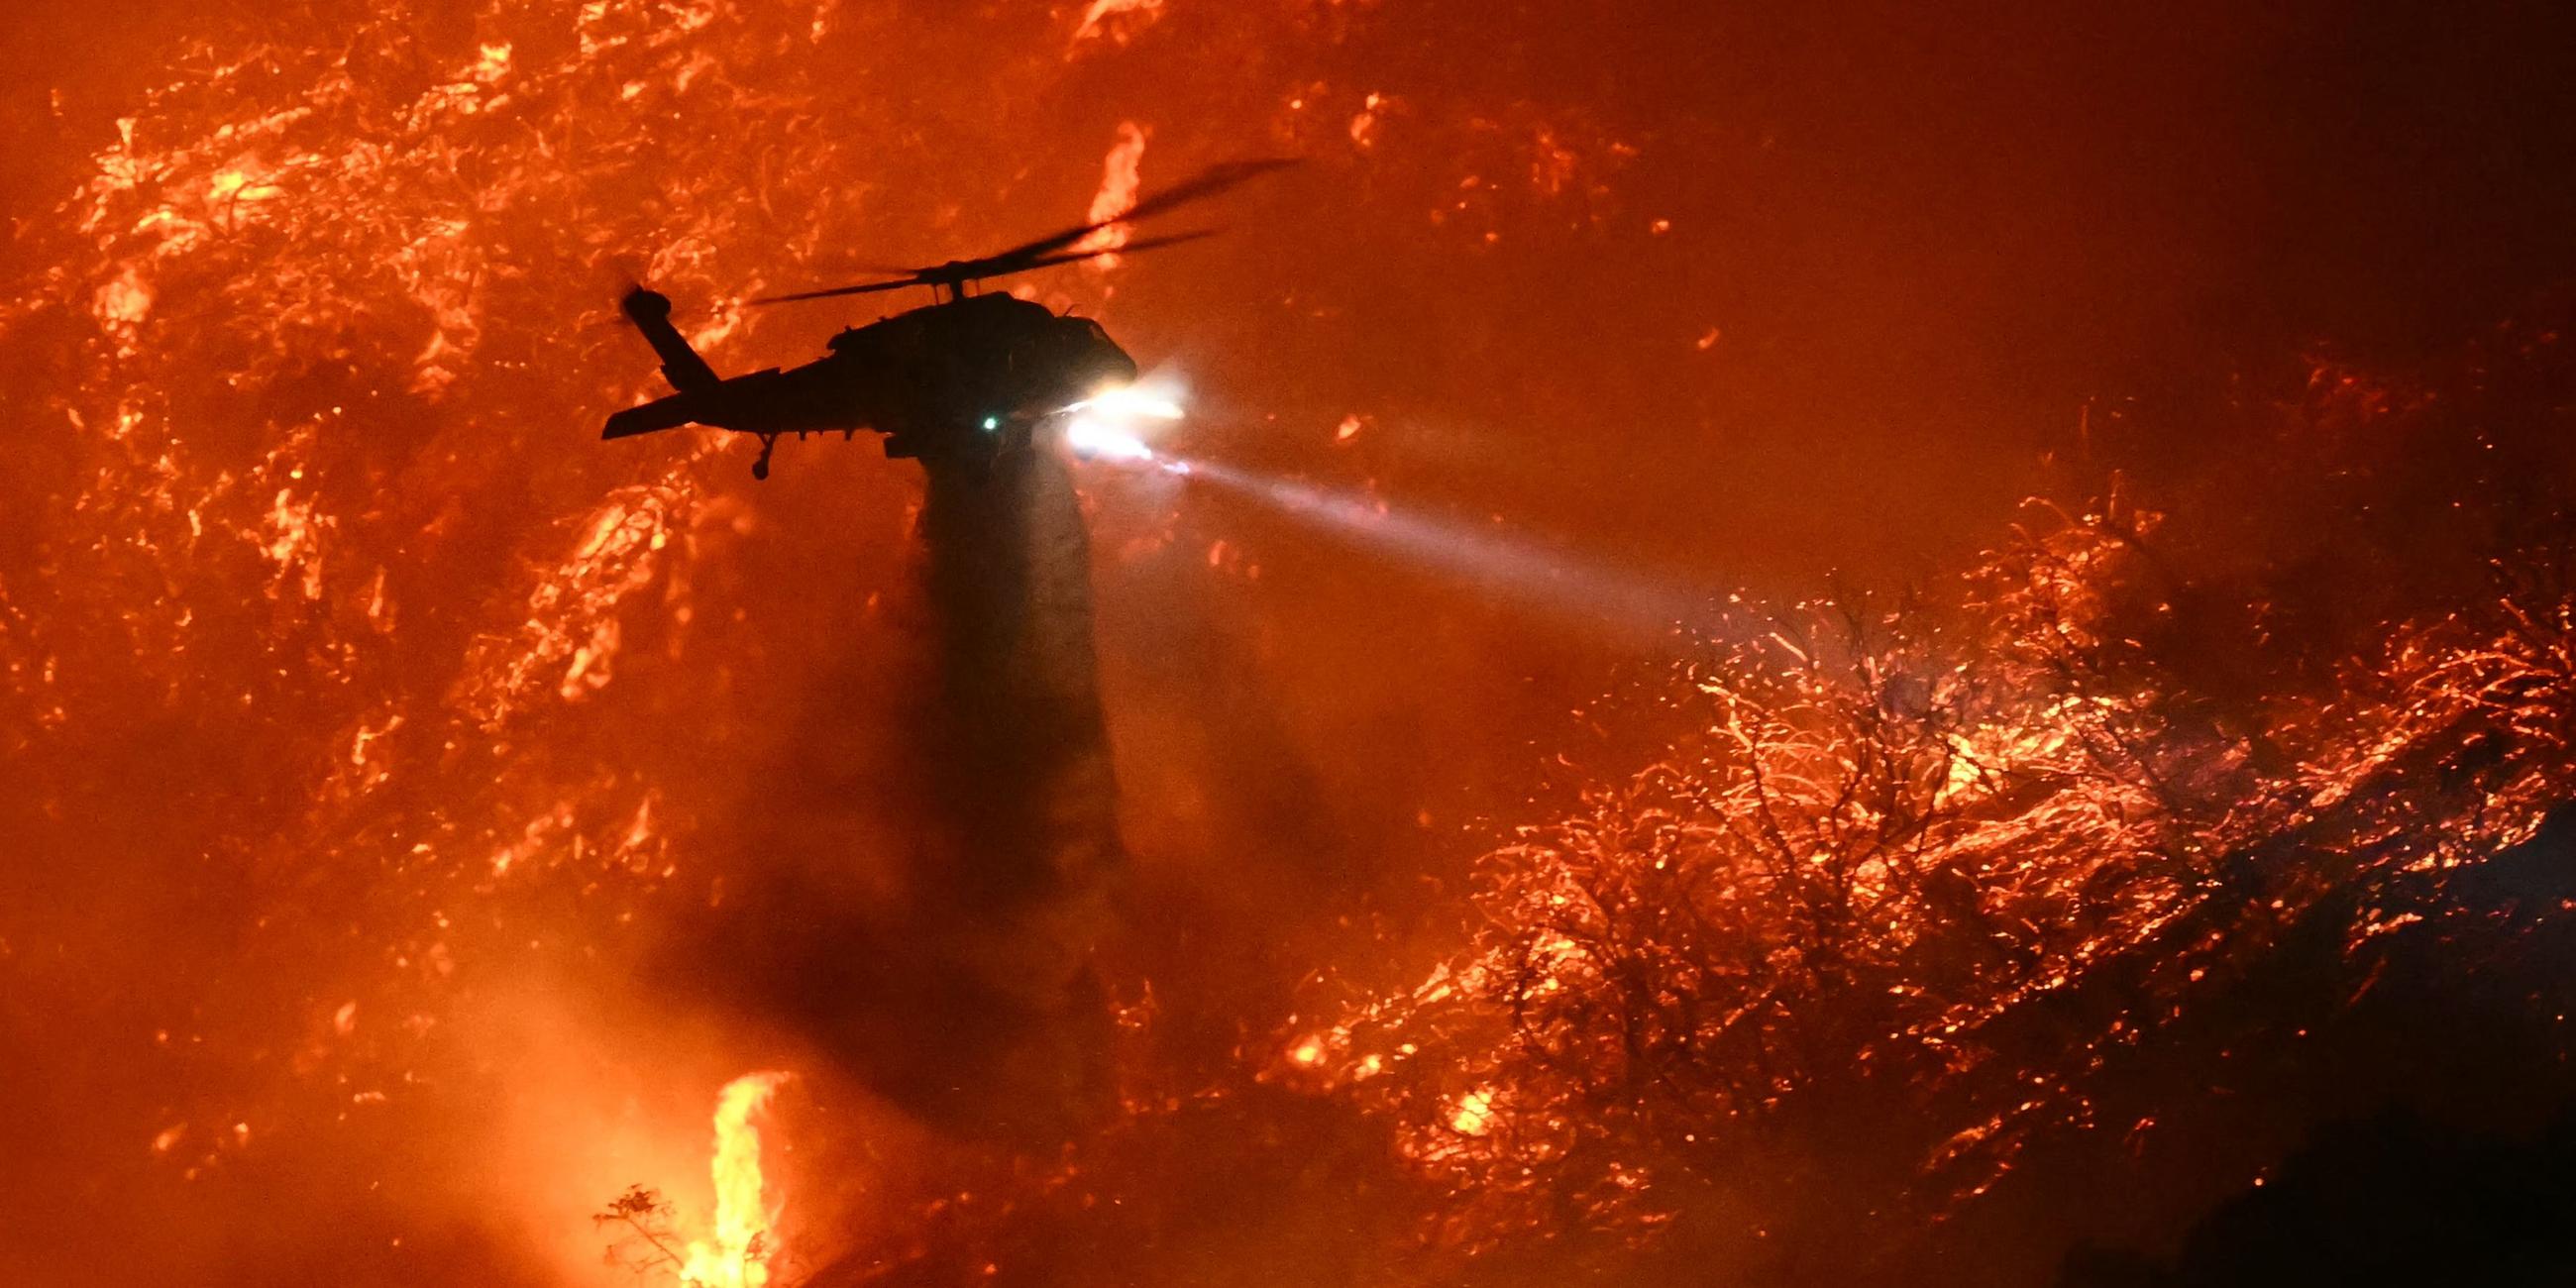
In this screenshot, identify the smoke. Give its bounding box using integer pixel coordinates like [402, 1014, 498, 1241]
[636, 441, 1126, 1156]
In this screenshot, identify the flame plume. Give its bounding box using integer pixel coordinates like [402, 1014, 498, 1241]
[683, 1072, 792, 1288]
[1075, 122, 1150, 271]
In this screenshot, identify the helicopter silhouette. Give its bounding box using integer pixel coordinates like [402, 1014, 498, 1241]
[601, 159, 1293, 479]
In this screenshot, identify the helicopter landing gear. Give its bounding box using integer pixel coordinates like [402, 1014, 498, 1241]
[751, 433, 778, 481]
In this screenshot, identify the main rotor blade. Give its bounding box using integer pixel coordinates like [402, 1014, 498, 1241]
[976, 157, 1298, 269]
[747, 158, 1291, 306]
[1009, 228, 1221, 271]
[748, 274, 935, 305]
[749, 229, 1221, 304]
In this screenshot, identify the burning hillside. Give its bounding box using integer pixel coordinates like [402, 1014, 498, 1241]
[6, 2, 2576, 1286]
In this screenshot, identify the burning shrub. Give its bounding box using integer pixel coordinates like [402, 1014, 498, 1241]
[1308, 493, 2576, 1276]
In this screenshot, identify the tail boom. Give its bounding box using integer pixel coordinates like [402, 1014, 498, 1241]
[621, 287, 720, 392]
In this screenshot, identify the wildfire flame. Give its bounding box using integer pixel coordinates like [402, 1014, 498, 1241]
[682, 1072, 792, 1288]
[9, 0, 2574, 1282]
[1076, 121, 1150, 270]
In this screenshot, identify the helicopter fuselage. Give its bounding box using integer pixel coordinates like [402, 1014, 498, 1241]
[602, 288, 1138, 473]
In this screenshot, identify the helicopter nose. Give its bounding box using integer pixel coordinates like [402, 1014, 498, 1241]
[1092, 337, 1139, 388]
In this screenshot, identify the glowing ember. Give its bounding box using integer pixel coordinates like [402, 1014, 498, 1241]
[1448, 1088, 1496, 1137]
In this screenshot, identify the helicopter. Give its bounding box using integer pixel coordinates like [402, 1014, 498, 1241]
[601, 159, 1292, 479]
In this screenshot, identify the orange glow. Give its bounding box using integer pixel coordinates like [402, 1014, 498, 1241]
[10, 3, 2576, 1285]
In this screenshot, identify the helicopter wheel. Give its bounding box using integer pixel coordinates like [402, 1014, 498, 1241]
[751, 433, 778, 481]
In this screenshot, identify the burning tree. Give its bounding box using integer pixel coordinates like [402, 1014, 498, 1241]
[597, 1072, 794, 1287]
